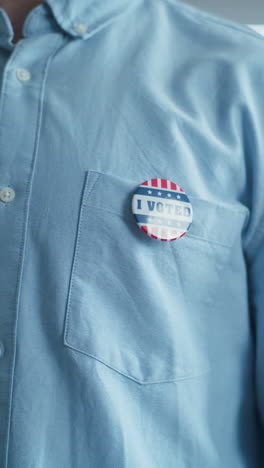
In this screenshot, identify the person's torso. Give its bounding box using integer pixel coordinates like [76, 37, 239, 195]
[0, 0, 263, 466]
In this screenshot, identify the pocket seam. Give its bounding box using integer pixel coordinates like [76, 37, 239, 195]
[80, 170, 247, 249]
[184, 232, 233, 248]
[64, 337, 211, 385]
[64, 171, 102, 352]
[79, 201, 236, 249]
[63, 170, 239, 384]
[83, 170, 102, 203]
[83, 170, 249, 218]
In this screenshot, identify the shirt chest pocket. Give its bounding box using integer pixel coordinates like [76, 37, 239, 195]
[63, 169, 247, 385]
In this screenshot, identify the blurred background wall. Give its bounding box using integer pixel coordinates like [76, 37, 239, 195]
[183, 0, 264, 34]
[183, 0, 264, 24]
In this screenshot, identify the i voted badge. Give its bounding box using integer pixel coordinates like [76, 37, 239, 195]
[131, 178, 193, 241]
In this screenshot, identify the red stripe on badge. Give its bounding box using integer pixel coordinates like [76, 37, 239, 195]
[141, 225, 148, 234]
[170, 181, 176, 190]
[180, 187, 184, 192]
[179, 232, 186, 238]
[161, 179, 167, 188]
[151, 178, 158, 187]
[142, 181, 148, 186]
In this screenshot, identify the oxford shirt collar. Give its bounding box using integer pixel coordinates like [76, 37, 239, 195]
[44, 0, 136, 39]
[0, 0, 136, 45]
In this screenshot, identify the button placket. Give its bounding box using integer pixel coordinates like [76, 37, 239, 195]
[0, 31, 64, 467]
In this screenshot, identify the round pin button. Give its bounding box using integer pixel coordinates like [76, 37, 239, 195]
[131, 178, 193, 241]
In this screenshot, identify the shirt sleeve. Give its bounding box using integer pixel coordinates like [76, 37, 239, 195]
[241, 55, 264, 432]
[244, 227, 264, 430]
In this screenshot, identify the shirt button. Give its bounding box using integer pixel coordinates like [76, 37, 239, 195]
[0, 341, 5, 358]
[72, 23, 88, 35]
[16, 68, 31, 82]
[0, 186, 15, 203]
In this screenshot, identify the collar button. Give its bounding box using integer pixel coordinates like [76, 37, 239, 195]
[72, 23, 88, 36]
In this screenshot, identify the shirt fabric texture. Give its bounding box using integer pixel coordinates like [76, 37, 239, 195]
[0, 0, 264, 466]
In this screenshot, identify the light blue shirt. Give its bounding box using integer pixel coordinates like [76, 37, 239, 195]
[0, 0, 264, 466]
